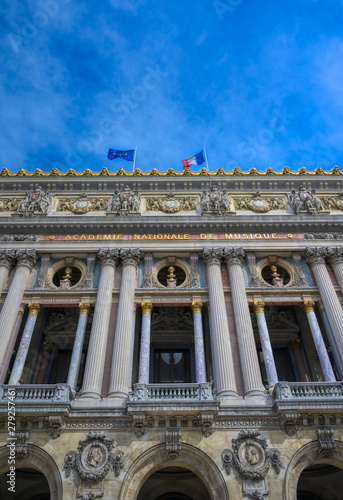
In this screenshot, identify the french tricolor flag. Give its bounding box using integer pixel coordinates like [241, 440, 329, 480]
[182, 149, 206, 169]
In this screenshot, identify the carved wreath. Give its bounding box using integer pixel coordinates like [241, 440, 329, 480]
[221, 430, 281, 481]
[58, 195, 109, 214]
[64, 431, 124, 481]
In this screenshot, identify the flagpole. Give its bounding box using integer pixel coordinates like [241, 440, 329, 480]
[203, 145, 209, 171]
[133, 146, 137, 172]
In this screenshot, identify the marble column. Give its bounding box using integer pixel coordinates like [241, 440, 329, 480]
[0, 305, 25, 384]
[67, 302, 91, 391]
[0, 250, 16, 297]
[138, 302, 153, 384]
[35, 341, 54, 384]
[327, 247, 343, 295]
[191, 301, 207, 383]
[253, 301, 278, 388]
[203, 248, 237, 398]
[305, 248, 343, 362]
[8, 303, 40, 384]
[224, 248, 265, 397]
[302, 300, 336, 382]
[0, 250, 37, 370]
[108, 248, 140, 400]
[290, 340, 309, 382]
[80, 249, 119, 399]
[318, 301, 343, 380]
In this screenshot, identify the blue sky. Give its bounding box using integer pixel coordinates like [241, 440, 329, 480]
[1, 0, 343, 173]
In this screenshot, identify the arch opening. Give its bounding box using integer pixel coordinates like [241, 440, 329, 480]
[297, 463, 343, 500]
[0, 467, 50, 500]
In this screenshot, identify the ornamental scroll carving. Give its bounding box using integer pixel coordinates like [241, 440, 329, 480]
[234, 192, 284, 213]
[146, 192, 197, 213]
[17, 186, 52, 216]
[58, 194, 108, 214]
[322, 194, 343, 211]
[107, 185, 141, 215]
[64, 431, 125, 481]
[200, 186, 233, 214]
[0, 198, 20, 212]
[288, 185, 325, 215]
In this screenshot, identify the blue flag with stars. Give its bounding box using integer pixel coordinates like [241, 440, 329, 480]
[107, 148, 135, 161]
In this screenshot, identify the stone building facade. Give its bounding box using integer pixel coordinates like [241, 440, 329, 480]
[0, 165, 343, 499]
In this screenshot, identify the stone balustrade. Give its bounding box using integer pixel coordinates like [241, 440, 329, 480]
[0, 384, 73, 403]
[273, 381, 343, 401]
[133, 382, 213, 401]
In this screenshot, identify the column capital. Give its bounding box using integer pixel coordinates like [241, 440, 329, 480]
[302, 300, 316, 313]
[0, 249, 16, 270]
[120, 248, 141, 268]
[253, 300, 265, 313]
[43, 341, 54, 351]
[191, 301, 203, 314]
[16, 249, 37, 270]
[28, 303, 40, 315]
[223, 247, 245, 266]
[304, 247, 327, 266]
[203, 248, 223, 266]
[290, 339, 301, 347]
[326, 247, 343, 267]
[79, 302, 91, 315]
[141, 302, 153, 314]
[98, 249, 119, 267]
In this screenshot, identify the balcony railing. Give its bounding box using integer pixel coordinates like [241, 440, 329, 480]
[273, 381, 343, 401]
[132, 382, 213, 402]
[0, 384, 73, 403]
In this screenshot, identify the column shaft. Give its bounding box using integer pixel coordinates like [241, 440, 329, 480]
[80, 249, 119, 399]
[319, 305, 343, 380]
[67, 303, 91, 390]
[192, 302, 207, 383]
[138, 303, 153, 384]
[0, 250, 15, 297]
[0, 306, 25, 384]
[203, 249, 237, 398]
[253, 302, 278, 388]
[8, 304, 40, 384]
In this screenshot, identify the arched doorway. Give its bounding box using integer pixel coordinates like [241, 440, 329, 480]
[0, 467, 50, 500]
[297, 463, 343, 500]
[137, 466, 211, 500]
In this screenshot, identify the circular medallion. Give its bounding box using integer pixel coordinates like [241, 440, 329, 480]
[339, 199, 343, 206]
[252, 199, 267, 209]
[163, 199, 180, 213]
[75, 200, 89, 209]
[72, 199, 91, 214]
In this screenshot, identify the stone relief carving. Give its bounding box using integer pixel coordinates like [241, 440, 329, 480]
[322, 194, 343, 211]
[0, 234, 38, 241]
[234, 192, 284, 213]
[200, 186, 233, 214]
[316, 427, 335, 456]
[0, 198, 20, 212]
[288, 185, 325, 214]
[16, 186, 52, 216]
[166, 429, 181, 459]
[64, 431, 125, 481]
[58, 194, 108, 214]
[304, 232, 343, 239]
[107, 185, 141, 215]
[151, 307, 194, 331]
[15, 432, 30, 460]
[146, 192, 197, 213]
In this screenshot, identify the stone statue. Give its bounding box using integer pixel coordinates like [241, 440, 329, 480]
[108, 185, 141, 215]
[200, 186, 233, 214]
[289, 185, 324, 214]
[17, 186, 52, 216]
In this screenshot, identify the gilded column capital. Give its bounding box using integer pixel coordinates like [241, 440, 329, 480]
[326, 247, 343, 267]
[98, 249, 120, 267]
[28, 303, 40, 315]
[302, 300, 316, 313]
[253, 300, 265, 313]
[0, 249, 16, 270]
[16, 249, 37, 270]
[290, 339, 301, 347]
[304, 247, 327, 266]
[223, 247, 245, 267]
[43, 341, 54, 351]
[191, 301, 203, 314]
[120, 248, 141, 267]
[202, 248, 223, 266]
[141, 302, 153, 314]
[79, 302, 91, 315]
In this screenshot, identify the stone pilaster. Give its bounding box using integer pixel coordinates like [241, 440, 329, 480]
[305, 248, 343, 362]
[0, 305, 25, 384]
[0, 250, 37, 370]
[67, 303, 91, 391]
[203, 248, 238, 398]
[291, 252, 307, 287]
[224, 248, 264, 397]
[0, 249, 16, 296]
[190, 253, 200, 288]
[108, 248, 140, 401]
[138, 302, 153, 384]
[35, 254, 50, 288]
[253, 301, 278, 388]
[143, 252, 153, 288]
[327, 247, 343, 295]
[80, 249, 119, 399]
[191, 301, 207, 383]
[302, 300, 336, 382]
[8, 303, 40, 384]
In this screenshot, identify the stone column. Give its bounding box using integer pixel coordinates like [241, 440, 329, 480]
[302, 300, 336, 382]
[80, 249, 119, 399]
[0, 250, 16, 296]
[318, 301, 343, 380]
[191, 301, 207, 383]
[108, 249, 140, 400]
[0, 250, 37, 370]
[138, 302, 153, 384]
[253, 301, 278, 388]
[327, 247, 343, 295]
[224, 248, 265, 397]
[0, 305, 25, 384]
[67, 302, 91, 391]
[290, 340, 310, 382]
[8, 303, 40, 384]
[305, 248, 343, 362]
[203, 249, 237, 398]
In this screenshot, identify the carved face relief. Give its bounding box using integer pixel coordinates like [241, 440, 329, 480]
[243, 445, 261, 466]
[82, 444, 107, 471]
